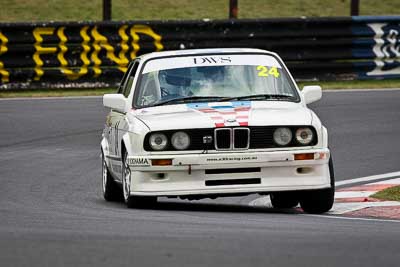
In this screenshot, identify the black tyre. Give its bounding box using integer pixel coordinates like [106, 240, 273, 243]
[299, 156, 335, 214]
[270, 192, 299, 209]
[102, 152, 122, 202]
[122, 150, 157, 209]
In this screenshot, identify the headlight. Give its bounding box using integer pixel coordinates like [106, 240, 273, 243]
[149, 133, 168, 150]
[273, 127, 292, 146]
[295, 127, 313, 145]
[171, 131, 190, 150]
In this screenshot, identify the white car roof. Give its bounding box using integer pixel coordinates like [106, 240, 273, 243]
[138, 48, 278, 61]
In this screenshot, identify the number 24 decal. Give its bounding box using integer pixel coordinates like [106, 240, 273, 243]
[257, 66, 280, 78]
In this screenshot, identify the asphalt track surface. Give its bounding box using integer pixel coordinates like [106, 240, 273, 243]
[1, 90, 400, 267]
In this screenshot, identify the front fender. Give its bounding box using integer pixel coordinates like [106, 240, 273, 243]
[121, 116, 150, 156]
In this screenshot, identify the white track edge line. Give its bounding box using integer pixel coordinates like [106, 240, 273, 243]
[336, 171, 400, 186]
[302, 214, 400, 223]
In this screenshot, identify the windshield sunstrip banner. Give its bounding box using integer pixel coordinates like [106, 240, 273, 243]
[143, 55, 281, 74]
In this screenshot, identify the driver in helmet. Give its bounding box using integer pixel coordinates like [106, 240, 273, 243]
[158, 68, 192, 100]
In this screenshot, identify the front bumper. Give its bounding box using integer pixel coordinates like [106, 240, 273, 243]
[127, 148, 331, 197]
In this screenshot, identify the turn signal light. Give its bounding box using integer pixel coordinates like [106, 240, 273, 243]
[152, 159, 173, 166]
[294, 153, 314, 160]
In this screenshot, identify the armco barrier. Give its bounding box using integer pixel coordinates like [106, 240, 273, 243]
[0, 16, 399, 89]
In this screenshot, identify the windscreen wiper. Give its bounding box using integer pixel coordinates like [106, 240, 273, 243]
[219, 94, 295, 102]
[151, 96, 226, 107]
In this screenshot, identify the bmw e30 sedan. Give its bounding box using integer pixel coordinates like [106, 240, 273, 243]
[101, 48, 334, 213]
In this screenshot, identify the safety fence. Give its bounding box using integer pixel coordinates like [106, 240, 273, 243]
[0, 16, 399, 89]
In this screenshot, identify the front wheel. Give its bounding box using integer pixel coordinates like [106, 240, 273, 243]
[122, 150, 157, 209]
[102, 152, 122, 202]
[299, 156, 335, 214]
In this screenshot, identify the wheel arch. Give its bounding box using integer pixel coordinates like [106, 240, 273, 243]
[121, 132, 132, 157]
[322, 126, 329, 148]
[100, 137, 110, 167]
[121, 140, 127, 158]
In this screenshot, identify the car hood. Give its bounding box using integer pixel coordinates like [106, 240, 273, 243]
[133, 101, 312, 131]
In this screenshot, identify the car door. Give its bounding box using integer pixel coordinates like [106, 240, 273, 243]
[107, 60, 140, 180]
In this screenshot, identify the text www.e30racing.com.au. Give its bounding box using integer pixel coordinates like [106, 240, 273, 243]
[206, 156, 258, 162]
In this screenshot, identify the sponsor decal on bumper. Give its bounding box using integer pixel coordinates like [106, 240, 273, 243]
[128, 157, 151, 166]
[206, 155, 258, 163]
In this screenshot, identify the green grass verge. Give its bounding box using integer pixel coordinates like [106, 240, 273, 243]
[371, 186, 400, 202]
[1, 0, 400, 22]
[1, 79, 399, 98]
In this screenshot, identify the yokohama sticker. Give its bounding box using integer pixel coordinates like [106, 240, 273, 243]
[128, 158, 151, 166]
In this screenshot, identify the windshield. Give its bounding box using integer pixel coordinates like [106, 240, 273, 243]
[134, 54, 299, 108]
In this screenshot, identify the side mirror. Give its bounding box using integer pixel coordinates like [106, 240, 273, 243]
[302, 85, 322, 104]
[103, 94, 127, 113]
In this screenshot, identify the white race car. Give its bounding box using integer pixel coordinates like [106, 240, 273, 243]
[101, 48, 334, 213]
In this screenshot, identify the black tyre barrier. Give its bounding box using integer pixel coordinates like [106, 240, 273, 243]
[0, 16, 399, 89]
